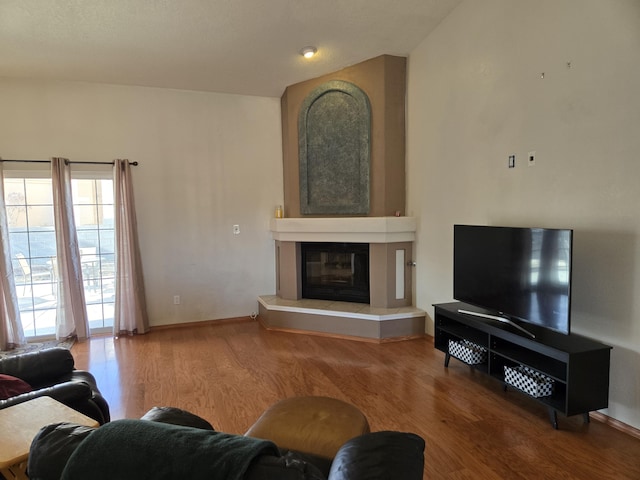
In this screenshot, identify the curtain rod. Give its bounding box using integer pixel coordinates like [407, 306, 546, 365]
[0, 159, 139, 166]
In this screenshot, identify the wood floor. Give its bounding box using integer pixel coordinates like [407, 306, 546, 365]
[71, 319, 640, 479]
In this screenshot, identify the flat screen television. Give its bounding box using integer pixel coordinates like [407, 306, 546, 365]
[453, 225, 573, 336]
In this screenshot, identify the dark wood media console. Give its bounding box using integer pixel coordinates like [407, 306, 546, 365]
[434, 302, 612, 429]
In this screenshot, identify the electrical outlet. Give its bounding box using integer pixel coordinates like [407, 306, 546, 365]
[508, 154, 515, 168]
[173, 295, 180, 305]
[233, 224, 240, 235]
[528, 151, 536, 166]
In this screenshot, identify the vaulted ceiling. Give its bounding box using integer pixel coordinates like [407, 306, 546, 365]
[0, 0, 462, 97]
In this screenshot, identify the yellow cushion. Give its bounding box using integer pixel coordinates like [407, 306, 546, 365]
[245, 396, 370, 460]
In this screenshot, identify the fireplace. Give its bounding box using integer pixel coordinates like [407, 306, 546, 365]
[259, 57, 424, 340]
[301, 242, 370, 304]
[270, 216, 416, 308]
[261, 217, 425, 341]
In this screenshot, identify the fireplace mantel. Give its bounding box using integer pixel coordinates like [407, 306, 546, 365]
[269, 216, 416, 243]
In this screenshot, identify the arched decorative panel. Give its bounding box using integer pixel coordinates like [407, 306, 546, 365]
[298, 80, 371, 215]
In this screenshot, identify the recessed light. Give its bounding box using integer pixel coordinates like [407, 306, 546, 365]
[300, 46, 317, 59]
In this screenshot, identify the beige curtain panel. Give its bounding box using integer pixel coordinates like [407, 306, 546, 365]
[51, 157, 90, 340]
[113, 158, 149, 336]
[0, 161, 25, 350]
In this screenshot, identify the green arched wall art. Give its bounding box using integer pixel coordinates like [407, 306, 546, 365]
[298, 80, 371, 215]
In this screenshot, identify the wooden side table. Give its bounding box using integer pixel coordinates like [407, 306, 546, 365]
[0, 396, 99, 479]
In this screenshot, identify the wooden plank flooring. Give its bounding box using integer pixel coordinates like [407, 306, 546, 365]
[71, 319, 640, 479]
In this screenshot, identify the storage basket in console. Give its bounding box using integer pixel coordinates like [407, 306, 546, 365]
[448, 339, 488, 365]
[504, 365, 554, 398]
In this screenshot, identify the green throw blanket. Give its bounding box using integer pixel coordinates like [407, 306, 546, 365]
[60, 419, 279, 480]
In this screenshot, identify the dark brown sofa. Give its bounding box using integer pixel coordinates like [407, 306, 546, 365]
[28, 401, 424, 479]
[0, 347, 110, 425]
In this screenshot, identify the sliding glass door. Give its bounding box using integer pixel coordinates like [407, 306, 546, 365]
[72, 178, 115, 333]
[3, 175, 114, 338]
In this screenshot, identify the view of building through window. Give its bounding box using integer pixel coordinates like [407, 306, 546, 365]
[4, 177, 115, 338]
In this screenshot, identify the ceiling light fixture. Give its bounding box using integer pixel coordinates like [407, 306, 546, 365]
[300, 46, 317, 59]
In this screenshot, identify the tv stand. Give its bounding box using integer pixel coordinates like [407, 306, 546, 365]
[457, 309, 536, 339]
[434, 302, 612, 429]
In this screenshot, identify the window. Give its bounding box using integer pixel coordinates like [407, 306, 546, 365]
[72, 178, 115, 332]
[4, 174, 114, 338]
[5, 178, 57, 337]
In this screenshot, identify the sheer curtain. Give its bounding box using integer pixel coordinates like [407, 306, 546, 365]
[113, 159, 149, 336]
[0, 162, 26, 350]
[51, 157, 90, 340]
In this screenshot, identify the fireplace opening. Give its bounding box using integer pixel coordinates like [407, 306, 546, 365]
[301, 242, 370, 304]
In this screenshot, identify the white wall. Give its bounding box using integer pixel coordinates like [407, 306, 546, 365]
[0, 78, 283, 326]
[407, 0, 640, 430]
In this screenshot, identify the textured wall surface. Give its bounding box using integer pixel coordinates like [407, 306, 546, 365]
[407, 0, 640, 430]
[0, 78, 283, 326]
[299, 80, 371, 215]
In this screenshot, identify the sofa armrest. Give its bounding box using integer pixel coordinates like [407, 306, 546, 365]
[328, 431, 425, 480]
[29, 422, 97, 480]
[0, 381, 92, 410]
[60, 370, 111, 423]
[0, 347, 74, 385]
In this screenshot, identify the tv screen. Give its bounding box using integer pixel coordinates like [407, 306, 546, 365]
[454, 225, 573, 335]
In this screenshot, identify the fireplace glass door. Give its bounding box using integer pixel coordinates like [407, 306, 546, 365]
[301, 242, 370, 304]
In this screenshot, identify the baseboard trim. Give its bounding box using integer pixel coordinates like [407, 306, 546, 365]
[257, 316, 424, 344]
[150, 316, 255, 331]
[590, 411, 640, 440]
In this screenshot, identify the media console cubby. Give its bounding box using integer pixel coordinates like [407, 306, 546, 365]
[434, 302, 612, 429]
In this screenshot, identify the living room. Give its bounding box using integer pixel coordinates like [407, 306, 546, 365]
[1, 0, 639, 476]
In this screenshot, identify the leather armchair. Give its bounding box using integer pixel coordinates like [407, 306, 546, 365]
[0, 347, 109, 425]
